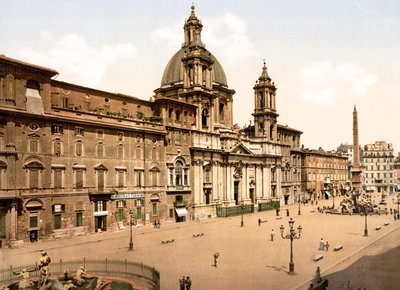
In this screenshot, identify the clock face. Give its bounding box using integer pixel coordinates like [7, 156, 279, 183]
[28, 123, 39, 131]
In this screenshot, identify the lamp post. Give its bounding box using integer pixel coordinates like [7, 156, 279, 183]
[128, 209, 134, 251]
[332, 182, 335, 209]
[298, 195, 301, 216]
[279, 218, 302, 274]
[240, 202, 244, 227]
[363, 206, 368, 237]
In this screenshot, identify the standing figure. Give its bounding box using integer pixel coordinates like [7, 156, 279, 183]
[319, 238, 325, 251]
[270, 229, 275, 241]
[179, 276, 186, 290]
[75, 266, 87, 285]
[185, 276, 192, 290]
[325, 241, 330, 251]
[37, 250, 51, 285]
[213, 253, 220, 268]
[258, 218, 262, 226]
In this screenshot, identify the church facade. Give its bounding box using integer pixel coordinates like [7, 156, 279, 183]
[0, 6, 302, 246]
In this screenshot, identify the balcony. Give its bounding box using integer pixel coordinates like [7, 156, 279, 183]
[173, 200, 188, 207]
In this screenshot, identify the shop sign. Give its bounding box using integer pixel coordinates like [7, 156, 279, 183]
[111, 193, 144, 199]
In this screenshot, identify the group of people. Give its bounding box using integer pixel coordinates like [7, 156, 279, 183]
[319, 238, 330, 251]
[179, 276, 192, 290]
[153, 220, 161, 229]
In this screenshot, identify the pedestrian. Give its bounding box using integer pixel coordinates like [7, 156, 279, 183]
[185, 276, 192, 290]
[179, 276, 186, 290]
[258, 218, 261, 226]
[153, 220, 157, 229]
[311, 200, 314, 206]
[319, 238, 325, 251]
[325, 241, 330, 251]
[286, 209, 290, 217]
[213, 253, 219, 267]
[276, 208, 280, 216]
[157, 220, 161, 228]
[270, 229, 275, 241]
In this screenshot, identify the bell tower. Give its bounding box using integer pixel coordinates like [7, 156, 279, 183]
[252, 61, 279, 140]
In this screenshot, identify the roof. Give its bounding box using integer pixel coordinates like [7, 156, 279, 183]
[160, 48, 227, 87]
[0, 54, 58, 77]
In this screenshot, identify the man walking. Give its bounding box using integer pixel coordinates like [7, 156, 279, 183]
[185, 276, 192, 290]
[213, 253, 220, 268]
[179, 276, 186, 290]
[270, 229, 275, 241]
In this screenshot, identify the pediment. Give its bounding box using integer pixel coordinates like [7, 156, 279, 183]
[229, 143, 253, 155]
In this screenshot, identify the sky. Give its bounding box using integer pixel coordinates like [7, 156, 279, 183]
[1, 0, 399, 152]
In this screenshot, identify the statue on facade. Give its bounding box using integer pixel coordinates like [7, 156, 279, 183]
[233, 161, 243, 180]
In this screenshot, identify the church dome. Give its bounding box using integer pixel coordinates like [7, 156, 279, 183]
[160, 5, 228, 88]
[161, 48, 228, 87]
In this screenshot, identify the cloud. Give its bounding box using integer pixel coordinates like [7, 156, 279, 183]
[151, 12, 256, 65]
[18, 33, 137, 87]
[298, 61, 377, 106]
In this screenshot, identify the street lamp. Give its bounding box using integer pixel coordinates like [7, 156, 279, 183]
[298, 195, 301, 216]
[128, 209, 134, 251]
[240, 202, 244, 227]
[363, 206, 368, 237]
[332, 183, 336, 209]
[279, 218, 302, 274]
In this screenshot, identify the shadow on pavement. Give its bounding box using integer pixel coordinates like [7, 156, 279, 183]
[325, 245, 400, 289]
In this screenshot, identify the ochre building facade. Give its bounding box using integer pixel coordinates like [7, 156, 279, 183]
[0, 6, 303, 246]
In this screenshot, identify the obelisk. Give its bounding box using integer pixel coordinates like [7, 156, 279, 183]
[351, 105, 362, 193]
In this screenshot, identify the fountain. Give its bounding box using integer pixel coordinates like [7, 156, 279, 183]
[3, 253, 159, 290]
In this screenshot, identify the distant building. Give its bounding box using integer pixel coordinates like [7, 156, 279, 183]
[394, 153, 400, 192]
[301, 148, 348, 201]
[363, 141, 395, 194]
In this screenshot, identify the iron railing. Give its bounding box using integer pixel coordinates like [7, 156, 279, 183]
[0, 258, 160, 290]
[216, 204, 254, 217]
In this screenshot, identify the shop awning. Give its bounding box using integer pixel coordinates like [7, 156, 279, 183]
[175, 207, 188, 217]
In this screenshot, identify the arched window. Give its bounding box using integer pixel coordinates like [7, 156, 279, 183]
[0, 161, 7, 189]
[25, 161, 44, 189]
[75, 140, 83, 157]
[202, 109, 208, 128]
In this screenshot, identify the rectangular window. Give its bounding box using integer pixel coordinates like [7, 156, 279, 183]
[116, 200, 125, 208]
[76, 212, 83, 227]
[169, 208, 174, 218]
[51, 124, 63, 134]
[97, 170, 105, 191]
[29, 140, 39, 153]
[135, 170, 143, 187]
[76, 141, 83, 156]
[97, 143, 104, 157]
[29, 169, 39, 189]
[117, 171, 125, 188]
[152, 171, 158, 186]
[54, 169, 62, 189]
[118, 132, 124, 141]
[95, 200, 106, 212]
[117, 208, 124, 221]
[30, 215, 38, 228]
[135, 147, 142, 159]
[54, 214, 61, 229]
[136, 199, 143, 207]
[136, 207, 142, 220]
[97, 130, 104, 139]
[75, 127, 84, 136]
[152, 203, 158, 216]
[62, 97, 69, 109]
[76, 170, 83, 189]
[117, 145, 124, 159]
[54, 141, 61, 156]
[169, 168, 174, 185]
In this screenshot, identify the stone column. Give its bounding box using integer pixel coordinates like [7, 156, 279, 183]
[226, 165, 232, 202]
[9, 201, 17, 242]
[262, 165, 268, 198]
[212, 162, 218, 201]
